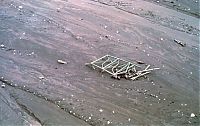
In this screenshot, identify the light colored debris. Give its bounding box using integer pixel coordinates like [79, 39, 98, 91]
[18, 6, 23, 9]
[86, 55, 160, 81]
[1, 84, 5, 88]
[174, 39, 186, 47]
[0, 44, 5, 48]
[39, 76, 44, 79]
[57, 8, 61, 12]
[190, 113, 195, 117]
[99, 109, 103, 112]
[136, 60, 145, 64]
[57, 60, 67, 64]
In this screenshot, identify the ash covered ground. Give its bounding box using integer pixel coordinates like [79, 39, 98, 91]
[0, 0, 199, 126]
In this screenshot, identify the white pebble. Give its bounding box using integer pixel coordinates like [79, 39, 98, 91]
[18, 6, 23, 9]
[1, 84, 5, 88]
[0, 44, 5, 47]
[57, 60, 67, 64]
[39, 76, 44, 79]
[190, 113, 195, 117]
[99, 109, 103, 112]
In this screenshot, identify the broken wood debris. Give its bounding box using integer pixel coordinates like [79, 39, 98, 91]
[174, 39, 186, 47]
[86, 55, 160, 80]
[136, 60, 145, 64]
[57, 60, 67, 64]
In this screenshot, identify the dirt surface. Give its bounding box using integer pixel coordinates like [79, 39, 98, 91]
[0, 0, 199, 125]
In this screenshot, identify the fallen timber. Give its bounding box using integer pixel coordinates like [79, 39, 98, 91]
[86, 55, 160, 80]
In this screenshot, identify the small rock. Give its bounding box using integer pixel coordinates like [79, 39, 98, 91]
[57, 8, 60, 12]
[136, 60, 145, 64]
[18, 6, 23, 9]
[57, 60, 67, 64]
[0, 44, 5, 48]
[39, 76, 45, 79]
[1, 84, 5, 88]
[99, 109, 103, 112]
[190, 113, 195, 118]
[174, 39, 186, 47]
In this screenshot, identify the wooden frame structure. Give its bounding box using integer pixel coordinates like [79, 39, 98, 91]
[86, 55, 160, 80]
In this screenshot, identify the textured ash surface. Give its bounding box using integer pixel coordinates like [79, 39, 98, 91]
[0, 0, 199, 126]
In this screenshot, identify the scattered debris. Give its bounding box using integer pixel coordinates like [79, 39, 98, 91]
[1, 84, 5, 88]
[39, 76, 45, 80]
[57, 60, 67, 64]
[99, 109, 103, 112]
[18, 6, 23, 9]
[0, 44, 6, 50]
[136, 60, 145, 64]
[190, 113, 195, 118]
[0, 44, 5, 48]
[174, 39, 186, 47]
[86, 55, 160, 81]
[56, 8, 61, 12]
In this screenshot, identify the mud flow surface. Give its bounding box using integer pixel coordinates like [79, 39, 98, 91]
[0, 0, 199, 126]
